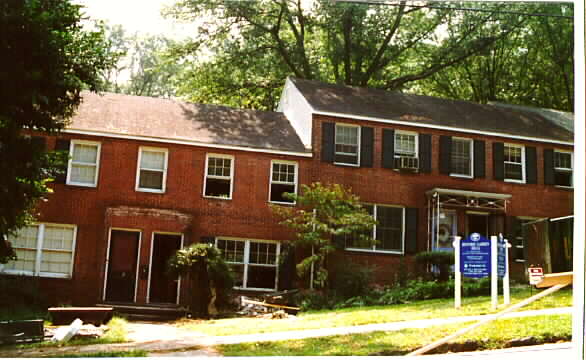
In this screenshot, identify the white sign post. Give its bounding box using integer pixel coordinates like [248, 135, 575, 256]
[453, 236, 462, 309]
[503, 239, 511, 306]
[490, 235, 498, 310]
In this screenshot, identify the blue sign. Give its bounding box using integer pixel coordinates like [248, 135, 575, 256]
[461, 233, 491, 278]
[497, 234, 506, 278]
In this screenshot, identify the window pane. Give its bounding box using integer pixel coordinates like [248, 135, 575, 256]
[249, 242, 277, 265]
[230, 264, 245, 288]
[140, 150, 165, 170]
[335, 126, 358, 146]
[334, 153, 358, 165]
[43, 226, 74, 251]
[272, 163, 295, 183]
[208, 157, 231, 177]
[451, 139, 471, 176]
[376, 206, 403, 252]
[217, 239, 245, 263]
[504, 146, 522, 163]
[270, 183, 295, 203]
[5, 249, 36, 272]
[247, 265, 276, 289]
[555, 170, 572, 187]
[205, 178, 231, 197]
[40, 251, 72, 274]
[554, 152, 571, 169]
[70, 164, 96, 184]
[72, 144, 98, 163]
[8, 225, 38, 249]
[139, 170, 164, 189]
[504, 163, 523, 180]
[395, 133, 416, 156]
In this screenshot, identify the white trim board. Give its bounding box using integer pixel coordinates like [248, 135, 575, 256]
[312, 110, 574, 146]
[63, 129, 313, 158]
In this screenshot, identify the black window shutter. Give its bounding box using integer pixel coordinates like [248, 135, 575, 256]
[201, 236, 215, 244]
[382, 128, 395, 169]
[360, 127, 374, 168]
[404, 208, 418, 254]
[492, 142, 504, 180]
[543, 148, 555, 185]
[418, 134, 432, 173]
[525, 146, 537, 184]
[278, 243, 296, 290]
[333, 233, 346, 250]
[473, 140, 485, 179]
[321, 122, 335, 163]
[439, 136, 452, 174]
[54, 139, 71, 184]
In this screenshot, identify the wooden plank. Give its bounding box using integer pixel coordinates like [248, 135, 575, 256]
[406, 283, 569, 356]
[535, 271, 573, 288]
[242, 298, 300, 311]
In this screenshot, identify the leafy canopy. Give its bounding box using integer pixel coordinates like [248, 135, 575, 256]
[271, 183, 376, 289]
[0, 0, 113, 255]
[166, 1, 530, 110]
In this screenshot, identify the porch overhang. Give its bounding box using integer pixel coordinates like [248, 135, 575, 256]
[425, 188, 511, 212]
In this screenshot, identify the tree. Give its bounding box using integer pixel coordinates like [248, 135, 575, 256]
[166, 1, 529, 110]
[271, 183, 376, 289]
[0, 0, 113, 260]
[415, 3, 574, 111]
[167, 243, 234, 317]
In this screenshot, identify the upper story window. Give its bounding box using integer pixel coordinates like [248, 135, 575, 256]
[269, 160, 297, 204]
[450, 138, 473, 178]
[334, 124, 360, 166]
[216, 237, 280, 291]
[204, 154, 234, 199]
[394, 130, 419, 171]
[346, 204, 404, 254]
[2, 223, 76, 278]
[504, 144, 525, 183]
[554, 150, 572, 187]
[136, 147, 168, 193]
[67, 140, 101, 187]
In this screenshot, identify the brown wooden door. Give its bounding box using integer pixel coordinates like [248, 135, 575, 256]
[149, 234, 181, 304]
[105, 230, 140, 303]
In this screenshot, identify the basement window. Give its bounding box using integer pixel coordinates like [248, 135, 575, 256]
[204, 154, 233, 199]
[269, 161, 297, 204]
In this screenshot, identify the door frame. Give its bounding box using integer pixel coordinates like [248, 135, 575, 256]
[102, 227, 142, 303]
[146, 231, 184, 304]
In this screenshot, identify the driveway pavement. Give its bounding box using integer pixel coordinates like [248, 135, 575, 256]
[0, 306, 572, 358]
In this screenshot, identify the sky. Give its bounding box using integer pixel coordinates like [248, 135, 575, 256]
[74, 0, 194, 38]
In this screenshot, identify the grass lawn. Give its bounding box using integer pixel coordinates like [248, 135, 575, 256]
[175, 286, 572, 336]
[48, 350, 147, 358]
[219, 314, 571, 356]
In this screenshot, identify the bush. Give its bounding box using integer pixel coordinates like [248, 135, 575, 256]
[0, 275, 46, 310]
[415, 251, 455, 282]
[330, 262, 374, 298]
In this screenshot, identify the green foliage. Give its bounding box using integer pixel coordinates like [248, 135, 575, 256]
[166, 1, 530, 110]
[271, 183, 376, 289]
[415, 251, 455, 282]
[168, 243, 234, 315]
[54, 350, 147, 358]
[330, 262, 374, 298]
[0, 0, 114, 244]
[0, 275, 47, 314]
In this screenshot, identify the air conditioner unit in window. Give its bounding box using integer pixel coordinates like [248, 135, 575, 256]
[395, 156, 419, 172]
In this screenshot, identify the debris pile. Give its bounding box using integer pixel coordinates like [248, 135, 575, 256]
[238, 290, 300, 318]
[45, 319, 108, 342]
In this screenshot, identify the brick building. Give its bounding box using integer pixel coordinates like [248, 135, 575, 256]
[0, 77, 574, 308]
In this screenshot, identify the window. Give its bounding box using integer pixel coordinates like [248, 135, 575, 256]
[334, 124, 360, 165]
[346, 204, 404, 254]
[451, 138, 473, 177]
[554, 150, 572, 187]
[216, 238, 280, 290]
[204, 154, 234, 199]
[269, 161, 297, 204]
[394, 131, 418, 157]
[136, 147, 168, 192]
[2, 224, 76, 278]
[67, 141, 101, 187]
[504, 144, 524, 182]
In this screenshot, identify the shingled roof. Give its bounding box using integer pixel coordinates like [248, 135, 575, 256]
[290, 78, 574, 143]
[68, 91, 308, 154]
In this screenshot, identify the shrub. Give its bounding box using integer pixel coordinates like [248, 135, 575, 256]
[415, 251, 455, 281]
[330, 262, 374, 298]
[0, 275, 47, 312]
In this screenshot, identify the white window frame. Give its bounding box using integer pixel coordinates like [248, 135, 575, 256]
[334, 123, 361, 167]
[554, 149, 573, 188]
[1, 223, 77, 279]
[268, 160, 298, 205]
[66, 140, 101, 187]
[135, 146, 168, 193]
[346, 204, 405, 255]
[203, 153, 235, 200]
[503, 143, 525, 184]
[215, 237, 280, 291]
[450, 137, 474, 179]
[394, 130, 418, 158]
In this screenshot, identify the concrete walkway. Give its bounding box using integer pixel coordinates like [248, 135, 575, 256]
[0, 307, 572, 358]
